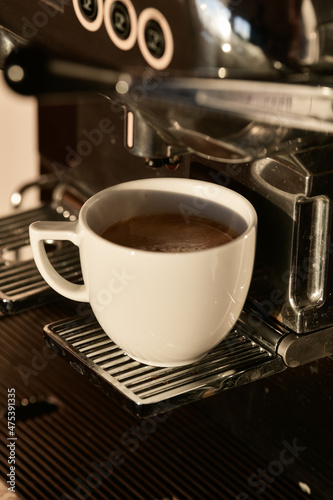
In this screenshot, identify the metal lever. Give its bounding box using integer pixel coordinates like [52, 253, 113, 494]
[10, 174, 61, 209]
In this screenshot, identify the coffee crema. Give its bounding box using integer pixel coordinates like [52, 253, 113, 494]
[99, 213, 238, 252]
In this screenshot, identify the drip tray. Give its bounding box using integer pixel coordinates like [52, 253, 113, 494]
[43, 313, 286, 417]
[0, 204, 82, 314]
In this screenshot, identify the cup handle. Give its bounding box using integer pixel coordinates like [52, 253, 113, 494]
[29, 220, 89, 302]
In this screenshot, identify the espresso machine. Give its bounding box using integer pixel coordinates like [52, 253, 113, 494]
[0, 1, 333, 499]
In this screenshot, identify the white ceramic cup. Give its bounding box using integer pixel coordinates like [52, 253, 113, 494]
[29, 178, 257, 367]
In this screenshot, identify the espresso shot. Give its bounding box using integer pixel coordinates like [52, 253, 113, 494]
[99, 213, 239, 252]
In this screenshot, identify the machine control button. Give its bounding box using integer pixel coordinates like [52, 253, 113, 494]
[72, 0, 103, 31]
[138, 8, 174, 70]
[145, 19, 165, 59]
[104, 0, 137, 50]
[110, 1, 131, 40]
[79, 0, 98, 21]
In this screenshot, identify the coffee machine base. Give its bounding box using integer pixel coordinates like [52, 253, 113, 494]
[43, 311, 286, 418]
[2, 203, 333, 418]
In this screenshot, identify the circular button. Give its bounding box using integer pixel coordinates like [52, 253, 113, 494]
[104, 0, 137, 50]
[138, 9, 174, 70]
[72, 0, 103, 31]
[145, 20, 165, 59]
[110, 1, 130, 40]
[79, 0, 98, 21]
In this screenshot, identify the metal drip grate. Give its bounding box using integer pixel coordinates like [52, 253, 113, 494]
[0, 204, 82, 314]
[44, 313, 286, 417]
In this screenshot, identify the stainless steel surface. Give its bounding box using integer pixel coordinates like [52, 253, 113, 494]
[43, 313, 286, 417]
[277, 328, 333, 368]
[0, 204, 81, 314]
[4, 1, 333, 165]
[0, 26, 24, 69]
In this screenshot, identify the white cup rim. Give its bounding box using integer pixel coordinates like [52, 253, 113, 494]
[79, 178, 257, 254]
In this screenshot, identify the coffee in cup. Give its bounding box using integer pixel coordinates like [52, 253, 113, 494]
[99, 213, 239, 252]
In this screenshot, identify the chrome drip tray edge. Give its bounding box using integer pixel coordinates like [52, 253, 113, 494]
[43, 312, 286, 417]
